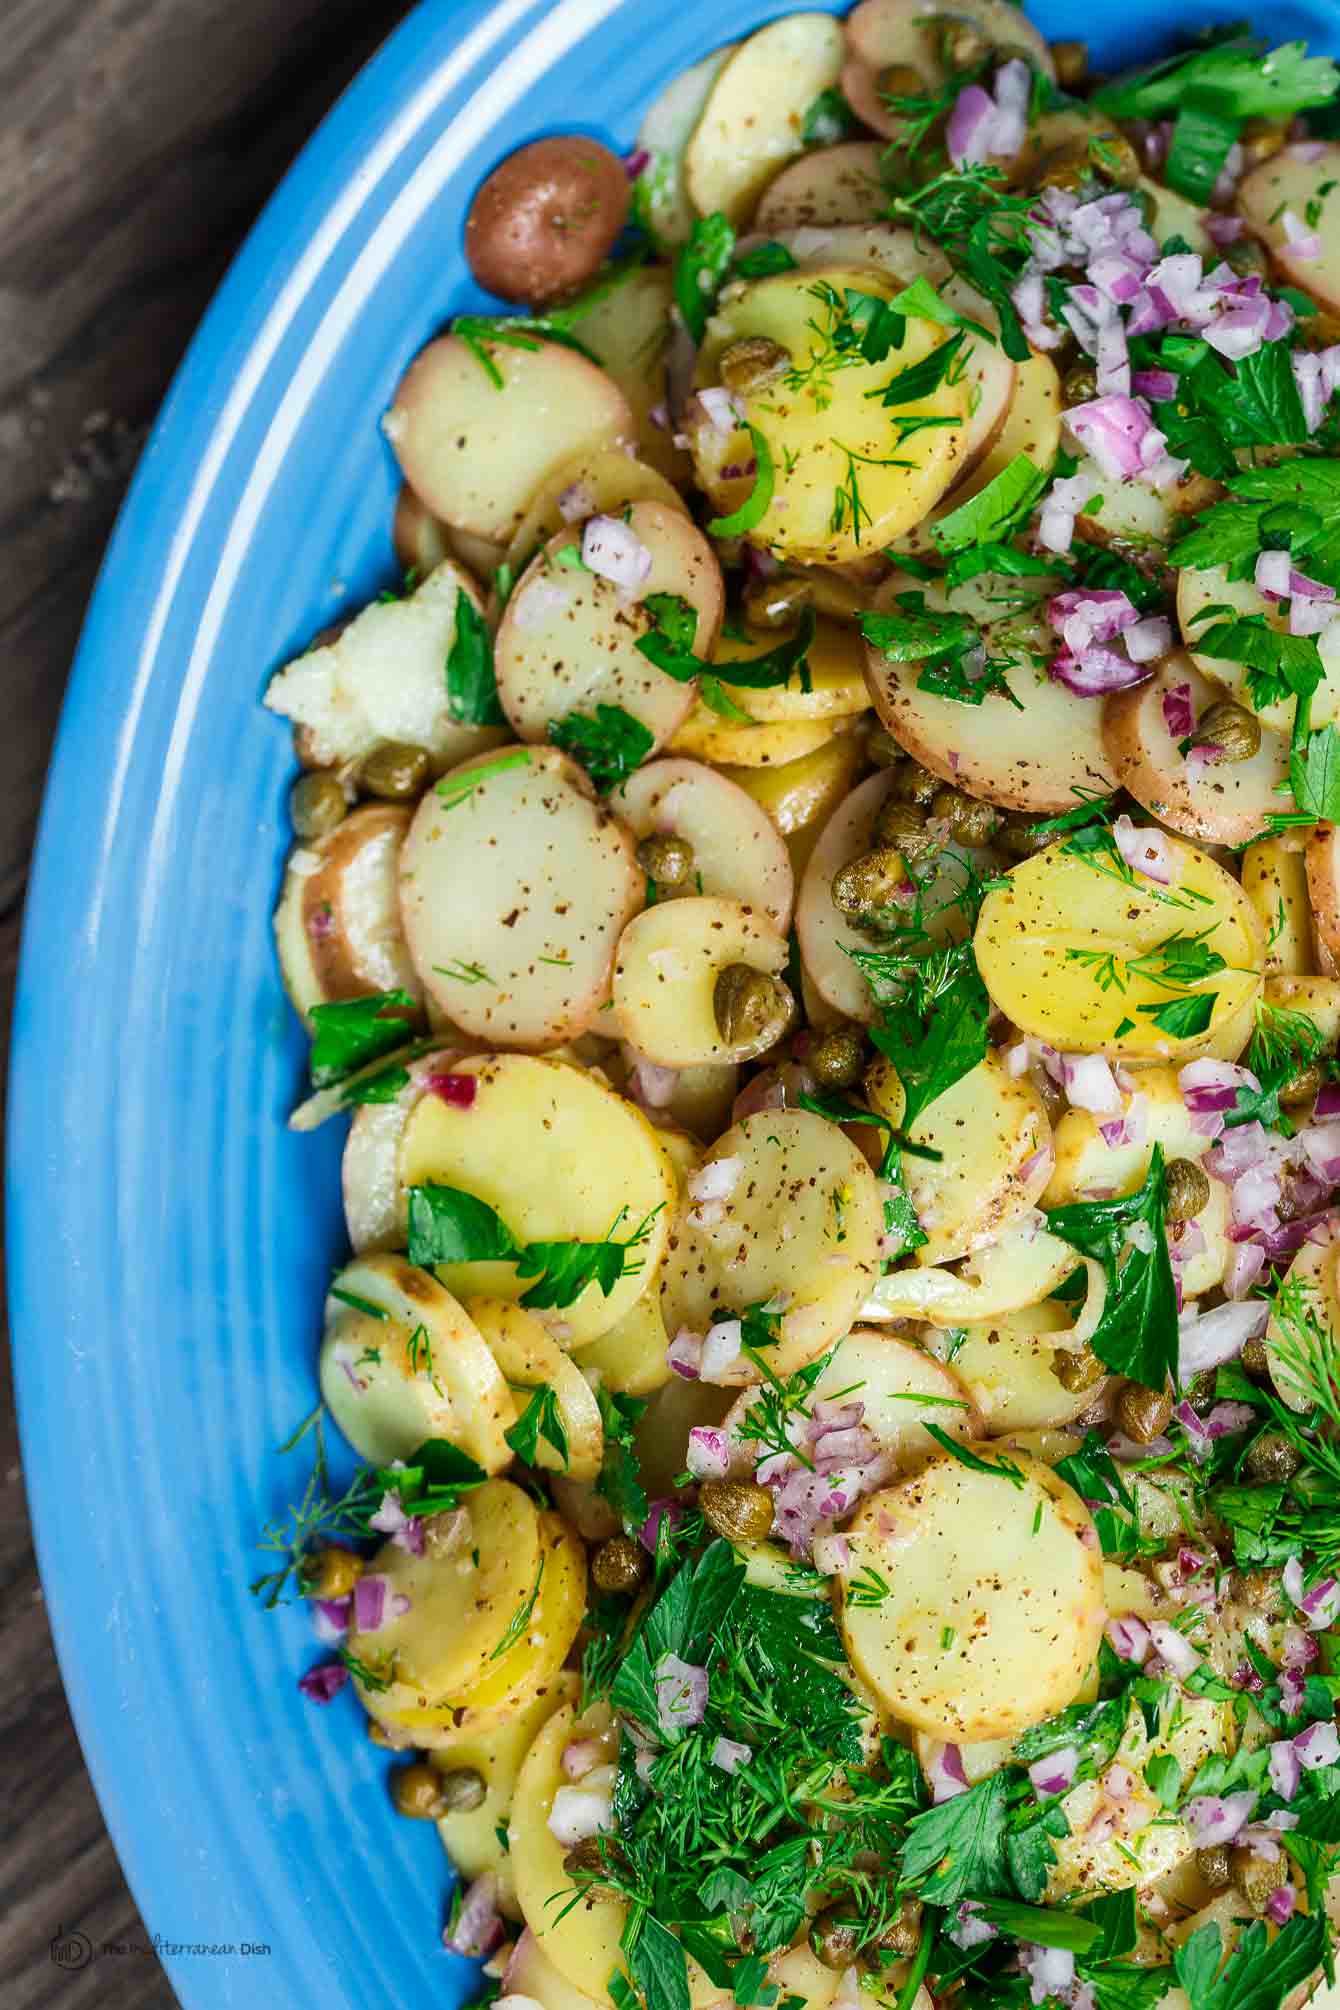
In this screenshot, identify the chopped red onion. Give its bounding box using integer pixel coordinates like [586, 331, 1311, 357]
[1296, 1719, 1340, 1770]
[1113, 813, 1174, 884]
[1184, 1791, 1257, 1846]
[1021, 1944, 1076, 2006]
[1148, 1619, 1202, 1678]
[1283, 1556, 1340, 1628]
[1065, 394, 1167, 483]
[1294, 350, 1327, 433]
[698, 386, 746, 432]
[443, 1872, 505, 1959]
[711, 1735, 752, 1774]
[686, 1426, 733, 1480]
[1256, 548, 1294, 600]
[1106, 1615, 1150, 1664]
[625, 1047, 679, 1110]
[813, 1423, 881, 1467]
[1205, 214, 1245, 245]
[426, 1070, 477, 1109]
[1282, 209, 1322, 260]
[625, 147, 651, 179]
[947, 64, 1033, 170]
[1049, 587, 1140, 651]
[654, 1651, 709, 1735]
[1267, 1886, 1298, 1926]
[948, 1902, 997, 1951]
[1051, 643, 1151, 696]
[1296, 1123, 1340, 1184]
[1028, 1743, 1080, 1797]
[1179, 1057, 1255, 1114]
[1062, 1052, 1123, 1114]
[700, 1318, 747, 1382]
[1124, 616, 1171, 663]
[561, 1737, 604, 1782]
[639, 1498, 683, 1555]
[687, 1155, 743, 1205]
[926, 1740, 970, 1802]
[1206, 1120, 1269, 1179]
[354, 1573, 388, 1632]
[1292, 593, 1337, 637]
[1283, 1624, 1320, 1672]
[298, 1660, 349, 1704]
[582, 515, 653, 595]
[313, 1596, 351, 1643]
[1161, 682, 1196, 739]
[810, 1531, 851, 1576]
[548, 1782, 614, 1844]
[1133, 369, 1179, 402]
[1019, 1143, 1055, 1184]
[1269, 1740, 1302, 1801]
[1315, 1080, 1340, 1123]
[1177, 1297, 1268, 1379]
[666, 1327, 704, 1381]
[557, 480, 596, 524]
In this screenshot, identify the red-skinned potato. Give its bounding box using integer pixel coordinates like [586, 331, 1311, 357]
[464, 137, 630, 309]
[1307, 824, 1340, 965]
[274, 804, 422, 1025]
[1103, 654, 1293, 847]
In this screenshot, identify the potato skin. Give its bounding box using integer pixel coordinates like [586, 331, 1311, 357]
[465, 137, 630, 307]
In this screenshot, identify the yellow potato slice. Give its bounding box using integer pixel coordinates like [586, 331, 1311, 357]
[610, 758, 794, 930]
[1138, 174, 1214, 257]
[867, 1051, 1052, 1265]
[692, 267, 969, 563]
[670, 706, 837, 767]
[576, 269, 690, 488]
[720, 730, 866, 837]
[647, 1063, 739, 1142]
[574, 1283, 673, 1395]
[1307, 823, 1340, 965]
[660, 1110, 885, 1377]
[505, 1925, 605, 2010]
[495, 506, 719, 753]
[713, 616, 869, 724]
[400, 747, 643, 1048]
[889, 351, 1061, 561]
[449, 1510, 587, 1717]
[839, 1451, 1103, 1740]
[264, 561, 505, 771]
[1242, 836, 1314, 976]
[1265, 972, 1340, 1048]
[612, 896, 790, 1066]
[939, 276, 1018, 480]
[800, 1326, 982, 1465]
[349, 1478, 541, 1706]
[502, 449, 686, 583]
[467, 1299, 604, 1483]
[634, 1374, 736, 1498]
[864, 1220, 1080, 1328]
[974, 835, 1265, 1063]
[1238, 143, 1340, 314]
[340, 1045, 472, 1253]
[864, 569, 1118, 814]
[319, 1254, 515, 1471]
[1178, 563, 1340, 739]
[274, 806, 421, 1024]
[431, 1672, 579, 1918]
[509, 1703, 630, 2004]
[385, 335, 633, 542]
[754, 142, 886, 233]
[683, 13, 845, 227]
[924, 1300, 1101, 1436]
[1267, 1239, 1340, 1415]
[398, 1053, 677, 1344]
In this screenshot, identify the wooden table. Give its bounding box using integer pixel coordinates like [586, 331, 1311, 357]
[0, 5, 413, 2002]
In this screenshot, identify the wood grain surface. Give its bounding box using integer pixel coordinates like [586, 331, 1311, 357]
[0, 3, 412, 2002]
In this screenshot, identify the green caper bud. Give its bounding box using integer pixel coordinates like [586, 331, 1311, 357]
[719, 337, 791, 397]
[1241, 118, 1286, 168]
[1240, 1332, 1270, 1378]
[359, 740, 432, 800]
[1196, 701, 1261, 765]
[1185, 1369, 1219, 1415]
[997, 810, 1054, 859]
[810, 1909, 863, 1971]
[878, 1896, 924, 1956]
[699, 1479, 776, 1545]
[1196, 1845, 1233, 1889]
[1115, 1381, 1174, 1444]
[636, 833, 695, 890]
[437, 1766, 488, 1813]
[591, 1533, 649, 1595]
[291, 770, 348, 840]
[1244, 1430, 1303, 1484]
[937, 19, 989, 69]
[713, 964, 797, 1050]
[930, 786, 1000, 847]
[392, 1763, 446, 1819]
[1050, 40, 1089, 89]
[742, 575, 813, 631]
[1224, 235, 1270, 278]
[1165, 1157, 1211, 1224]
[303, 1543, 364, 1600]
[1086, 131, 1141, 189]
[808, 1025, 867, 1091]
[894, 759, 940, 808]
[873, 800, 940, 863]
[1230, 1848, 1283, 1914]
[878, 62, 928, 99]
[832, 846, 913, 919]
[1234, 1567, 1286, 1614]
[865, 722, 906, 768]
[1281, 1061, 1324, 1108]
[1054, 1344, 1105, 1393]
[1062, 361, 1099, 408]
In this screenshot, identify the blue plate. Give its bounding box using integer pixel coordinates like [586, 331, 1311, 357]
[10, 0, 1338, 2002]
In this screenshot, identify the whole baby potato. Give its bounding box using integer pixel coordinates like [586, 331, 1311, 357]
[464, 136, 630, 307]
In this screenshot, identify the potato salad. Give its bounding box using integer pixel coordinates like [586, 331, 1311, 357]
[256, 10, 1340, 2010]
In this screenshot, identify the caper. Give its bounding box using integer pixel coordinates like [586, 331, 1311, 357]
[359, 739, 432, 800]
[304, 1543, 364, 1600]
[808, 1024, 867, 1091]
[893, 759, 941, 808]
[1224, 235, 1270, 278]
[865, 722, 906, 768]
[877, 1896, 924, 1956]
[636, 833, 695, 890]
[291, 770, 347, 841]
[873, 800, 940, 863]
[1240, 1332, 1270, 1378]
[713, 964, 797, 1050]
[591, 1533, 649, 1595]
[1165, 1157, 1211, 1224]
[1230, 1847, 1283, 1914]
[1035, 140, 1098, 197]
[810, 1908, 863, 1971]
[437, 1766, 488, 1813]
[720, 336, 791, 397]
[877, 62, 928, 99]
[1054, 1343, 1105, 1393]
[1062, 361, 1099, 408]
[832, 846, 912, 920]
[1184, 1369, 1219, 1415]
[1234, 1567, 1286, 1614]
[563, 1837, 622, 1891]
[1086, 130, 1141, 189]
[1196, 1844, 1233, 1889]
[699, 1479, 776, 1545]
[1241, 118, 1286, 169]
[997, 810, 1052, 860]
[1196, 701, 1261, 764]
[936, 19, 989, 69]
[1049, 39, 1089, 89]
[929, 786, 1000, 847]
[392, 1763, 446, 1820]
[1245, 1429, 1303, 1484]
[1281, 1061, 1324, 1108]
[1114, 1381, 1174, 1444]
[742, 575, 813, 631]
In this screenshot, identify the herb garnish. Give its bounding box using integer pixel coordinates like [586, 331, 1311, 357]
[407, 1184, 661, 1311]
[445, 590, 506, 725]
[308, 990, 418, 1089]
[550, 704, 656, 792]
[1045, 1147, 1178, 1392]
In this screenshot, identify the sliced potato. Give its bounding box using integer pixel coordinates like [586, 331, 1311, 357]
[864, 569, 1117, 814]
[1072, 454, 1219, 554]
[505, 1926, 604, 2010]
[1178, 563, 1340, 739]
[720, 728, 866, 837]
[670, 706, 837, 767]
[1265, 971, 1340, 1048]
[495, 505, 720, 752]
[924, 1300, 1100, 1435]
[400, 747, 642, 1048]
[385, 334, 633, 543]
[939, 276, 1017, 480]
[783, 1326, 982, 1468]
[1242, 836, 1314, 976]
[264, 561, 504, 773]
[1046, 1066, 1213, 1205]
[449, 1510, 587, 1718]
[634, 1373, 736, 1499]
[341, 1046, 471, 1253]
[392, 486, 453, 577]
[754, 142, 886, 233]
[319, 1254, 515, 1471]
[398, 1053, 676, 1344]
[576, 268, 690, 486]
[610, 758, 794, 930]
[502, 449, 686, 584]
[714, 616, 869, 724]
[660, 1109, 885, 1377]
[864, 1219, 1079, 1327]
[1138, 174, 1214, 257]
[574, 1283, 673, 1395]
[1238, 142, 1340, 313]
[467, 1299, 604, 1483]
[274, 805, 421, 1024]
[1103, 653, 1294, 847]
[771, 218, 950, 288]
[838, 1451, 1103, 1741]
[1307, 823, 1340, 966]
[431, 1672, 579, 1918]
[692, 266, 969, 563]
[612, 896, 790, 1066]
[867, 1051, 1052, 1265]
[683, 13, 845, 227]
[647, 1062, 739, 1141]
[845, 0, 1055, 92]
[974, 835, 1265, 1063]
[510, 1703, 629, 2004]
[889, 350, 1062, 561]
[634, 44, 738, 248]
[1266, 1238, 1340, 1414]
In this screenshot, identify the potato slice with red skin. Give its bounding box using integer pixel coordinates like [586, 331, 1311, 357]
[846, 0, 1054, 89]
[495, 504, 721, 752]
[400, 747, 642, 1048]
[1103, 654, 1294, 846]
[612, 896, 790, 1067]
[1178, 563, 1340, 739]
[768, 219, 951, 287]
[754, 142, 886, 233]
[501, 450, 687, 585]
[384, 334, 633, 543]
[1238, 142, 1340, 313]
[683, 12, 845, 228]
[609, 758, 794, 931]
[863, 569, 1117, 814]
[274, 805, 421, 1024]
[464, 138, 630, 310]
[1307, 823, 1340, 964]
